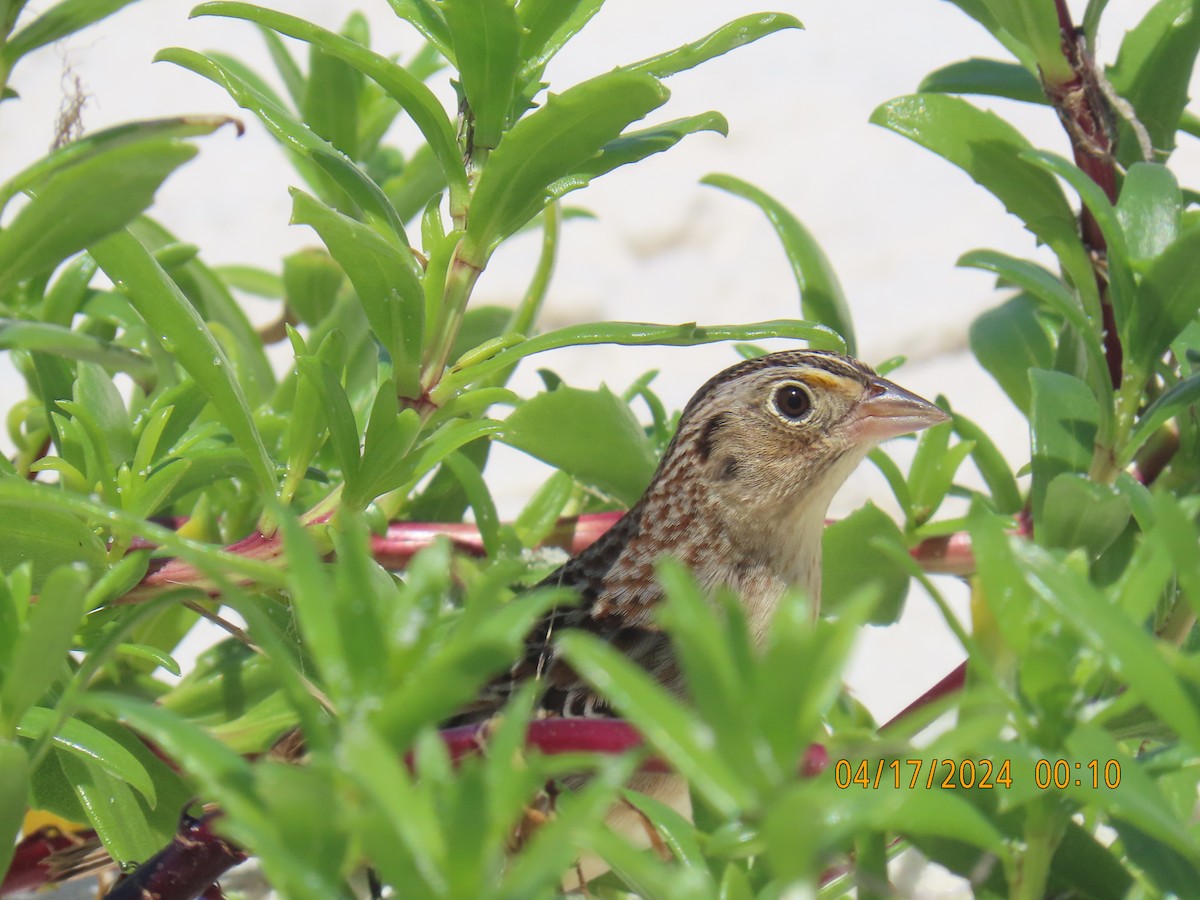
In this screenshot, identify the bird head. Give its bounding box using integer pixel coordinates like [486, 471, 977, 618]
[655, 350, 948, 571]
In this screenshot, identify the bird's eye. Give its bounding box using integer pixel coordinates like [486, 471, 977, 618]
[773, 383, 812, 420]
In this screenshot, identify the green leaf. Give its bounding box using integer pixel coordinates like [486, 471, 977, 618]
[383, 0, 452, 60]
[350, 385, 422, 507]
[1014, 542, 1200, 750]
[1029, 369, 1099, 529]
[463, 70, 668, 260]
[952, 409, 1022, 513]
[1128, 222, 1200, 370]
[1116, 162, 1181, 267]
[918, 57, 1046, 103]
[158, 45, 410, 244]
[2, 565, 88, 731]
[0, 0, 138, 63]
[548, 113, 728, 201]
[436, 319, 844, 398]
[556, 631, 753, 815]
[442, 0, 521, 150]
[192, 2, 467, 214]
[16, 707, 154, 804]
[622, 13, 803, 79]
[295, 356, 360, 484]
[1123, 369, 1200, 465]
[517, 0, 604, 79]
[502, 384, 657, 506]
[978, 0, 1072, 81]
[88, 229, 278, 497]
[290, 188, 424, 396]
[0, 741, 28, 881]
[0, 140, 197, 294]
[73, 361, 132, 467]
[282, 247, 343, 326]
[1040, 473, 1131, 556]
[872, 95, 1095, 309]
[0, 319, 152, 377]
[0, 505, 104, 596]
[702, 174, 856, 355]
[303, 30, 362, 157]
[1107, 0, 1200, 165]
[821, 504, 908, 623]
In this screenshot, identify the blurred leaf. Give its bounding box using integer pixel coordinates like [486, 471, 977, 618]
[0, 504, 103, 596]
[1116, 162, 1181, 267]
[464, 70, 668, 259]
[702, 174, 856, 355]
[1107, 0, 1200, 166]
[193, 2, 468, 212]
[502, 384, 656, 506]
[303, 38, 362, 157]
[0, 320, 152, 377]
[556, 631, 753, 815]
[291, 188, 423, 396]
[443, 0, 520, 150]
[16, 707, 154, 804]
[517, 0, 604, 79]
[2, 565, 88, 732]
[0, 0, 139, 63]
[383, 0, 452, 60]
[1029, 369, 1098, 529]
[1015, 541, 1200, 749]
[873, 96, 1095, 308]
[622, 13, 803, 79]
[549, 113, 728, 201]
[822, 504, 908, 623]
[282, 247, 343, 326]
[919, 57, 1046, 103]
[215, 263, 282, 299]
[0, 740, 28, 881]
[1040, 473, 1130, 556]
[0, 140, 197, 294]
[351, 384, 422, 507]
[89, 229, 278, 497]
[158, 45, 410, 244]
[1127, 222, 1200, 370]
[1123, 369, 1200, 465]
[438, 319, 844, 396]
[952, 409, 1022, 513]
[73, 361, 131, 467]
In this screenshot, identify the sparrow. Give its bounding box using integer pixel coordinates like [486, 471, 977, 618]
[454, 349, 948, 886]
[460, 349, 950, 724]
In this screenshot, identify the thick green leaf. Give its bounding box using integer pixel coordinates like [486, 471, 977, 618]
[73, 361, 132, 468]
[517, 0, 604, 79]
[622, 13, 803, 79]
[88, 229, 278, 497]
[1116, 162, 1181, 267]
[1014, 542, 1200, 749]
[0, 319, 151, 377]
[0, 0, 138, 63]
[158, 46, 410, 244]
[16, 707, 154, 804]
[1029, 369, 1098, 529]
[291, 188, 423, 396]
[872, 95, 1095, 307]
[436, 319, 844, 399]
[821, 504, 908, 623]
[1123, 369, 1200, 465]
[0, 140, 196, 294]
[548, 113, 728, 201]
[979, 0, 1071, 81]
[2, 565, 88, 731]
[918, 57, 1046, 103]
[501, 384, 656, 506]
[0, 504, 104, 595]
[0, 741, 27, 881]
[1128, 222, 1200, 369]
[702, 174, 856, 355]
[192, 2, 467, 214]
[1107, 0, 1200, 165]
[463, 70, 668, 260]
[1040, 473, 1131, 556]
[443, 0, 521, 150]
[556, 631, 752, 815]
[969, 292, 1056, 415]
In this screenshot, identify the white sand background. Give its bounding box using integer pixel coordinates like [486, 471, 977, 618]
[2, 1, 1193, 895]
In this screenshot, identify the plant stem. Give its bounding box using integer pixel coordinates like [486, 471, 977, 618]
[1013, 800, 1066, 900]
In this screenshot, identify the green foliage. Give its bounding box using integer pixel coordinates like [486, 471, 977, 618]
[0, 0, 1198, 897]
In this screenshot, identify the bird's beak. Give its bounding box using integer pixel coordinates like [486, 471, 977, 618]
[845, 377, 950, 443]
